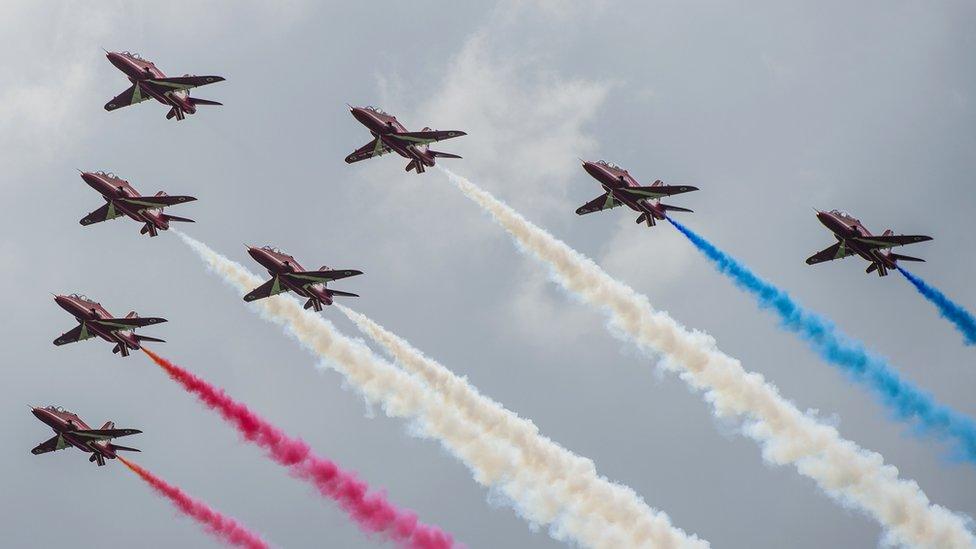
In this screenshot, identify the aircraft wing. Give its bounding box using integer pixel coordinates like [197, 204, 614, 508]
[345, 138, 391, 164]
[144, 75, 225, 91]
[118, 195, 197, 209]
[851, 234, 932, 249]
[243, 277, 291, 302]
[72, 428, 142, 440]
[53, 324, 95, 346]
[80, 202, 124, 226]
[576, 193, 623, 215]
[104, 85, 152, 111]
[90, 317, 166, 331]
[617, 184, 699, 200]
[31, 435, 70, 455]
[286, 269, 364, 284]
[806, 242, 856, 265]
[388, 130, 466, 144]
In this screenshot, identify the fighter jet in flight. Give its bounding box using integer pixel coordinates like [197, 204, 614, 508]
[244, 246, 363, 311]
[53, 294, 166, 357]
[30, 405, 140, 466]
[78, 171, 195, 237]
[576, 160, 699, 227]
[806, 209, 932, 276]
[103, 50, 225, 120]
[345, 106, 466, 173]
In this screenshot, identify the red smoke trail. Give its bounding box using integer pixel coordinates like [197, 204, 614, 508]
[141, 347, 455, 549]
[117, 456, 268, 549]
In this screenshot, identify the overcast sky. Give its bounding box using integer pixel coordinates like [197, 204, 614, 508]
[2, 1, 975, 547]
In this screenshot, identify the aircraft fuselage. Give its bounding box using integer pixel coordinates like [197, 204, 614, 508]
[81, 172, 170, 232]
[350, 107, 436, 168]
[53, 295, 140, 352]
[582, 161, 666, 221]
[106, 52, 196, 114]
[815, 211, 897, 270]
[31, 407, 117, 462]
[247, 247, 334, 306]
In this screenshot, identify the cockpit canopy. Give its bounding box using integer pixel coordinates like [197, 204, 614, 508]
[829, 209, 859, 222]
[121, 51, 146, 61]
[261, 246, 288, 255]
[67, 293, 97, 304]
[363, 105, 390, 116]
[45, 405, 70, 414]
[94, 170, 120, 179]
[596, 160, 624, 171]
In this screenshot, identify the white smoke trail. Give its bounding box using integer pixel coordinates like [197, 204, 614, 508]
[438, 167, 975, 549]
[336, 304, 680, 548]
[174, 232, 707, 549]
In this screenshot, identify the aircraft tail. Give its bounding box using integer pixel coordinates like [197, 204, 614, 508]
[100, 421, 115, 430]
[636, 213, 655, 227]
[429, 150, 462, 159]
[882, 229, 894, 236]
[866, 262, 889, 277]
[165, 107, 186, 121]
[405, 160, 424, 173]
[134, 334, 166, 344]
[125, 311, 139, 319]
[89, 453, 106, 466]
[140, 223, 159, 237]
[187, 97, 222, 107]
[303, 298, 323, 312]
[112, 343, 131, 357]
[109, 443, 140, 453]
[659, 203, 694, 213]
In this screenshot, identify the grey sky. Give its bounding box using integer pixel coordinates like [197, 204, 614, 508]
[2, 1, 974, 547]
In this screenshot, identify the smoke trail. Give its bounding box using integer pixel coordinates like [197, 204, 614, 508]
[117, 456, 268, 549]
[898, 267, 976, 346]
[666, 218, 976, 462]
[438, 167, 976, 548]
[140, 347, 455, 549]
[335, 304, 682, 549]
[173, 231, 707, 549]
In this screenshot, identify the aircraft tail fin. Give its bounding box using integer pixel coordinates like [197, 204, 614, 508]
[100, 421, 115, 430]
[659, 203, 693, 213]
[187, 97, 222, 107]
[429, 150, 462, 159]
[651, 179, 664, 187]
[125, 311, 139, 319]
[882, 229, 894, 236]
[161, 213, 194, 224]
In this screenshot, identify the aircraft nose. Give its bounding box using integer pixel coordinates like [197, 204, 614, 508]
[106, 52, 126, 69]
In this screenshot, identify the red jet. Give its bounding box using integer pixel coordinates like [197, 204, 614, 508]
[78, 171, 195, 237]
[103, 51, 225, 121]
[806, 209, 932, 276]
[31, 405, 140, 466]
[53, 294, 166, 357]
[244, 246, 363, 311]
[345, 106, 466, 173]
[577, 161, 699, 227]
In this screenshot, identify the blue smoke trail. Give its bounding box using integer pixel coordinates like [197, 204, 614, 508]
[667, 217, 976, 462]
[897, 267, 976, 346]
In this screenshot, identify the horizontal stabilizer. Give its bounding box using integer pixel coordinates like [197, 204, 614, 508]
[162, 214, 194, 223]
[188, 97, 222, 106]
[659, 203, 693, 213]
[890, 253, 925, 262]
[134, 334, 166, 344]
[852, 234, 932, 249]
[429, 150, 462, 159]
[109, 444, 140, 453]
[328, 289, 360, 298]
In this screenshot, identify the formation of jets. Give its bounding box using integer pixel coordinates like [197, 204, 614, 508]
[37, 50, 936, 471]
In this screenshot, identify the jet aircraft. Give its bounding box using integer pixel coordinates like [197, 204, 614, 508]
[244, 246, 362, 311]
[30, 405, 140, 466]
[345, 106, 466, 173]
[53, 294, 166, 357]
[103, 50, 225, 120]
[806, 209, 932, 276]
[78, 171, 195, 237]
[576, 160, 699, 227]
